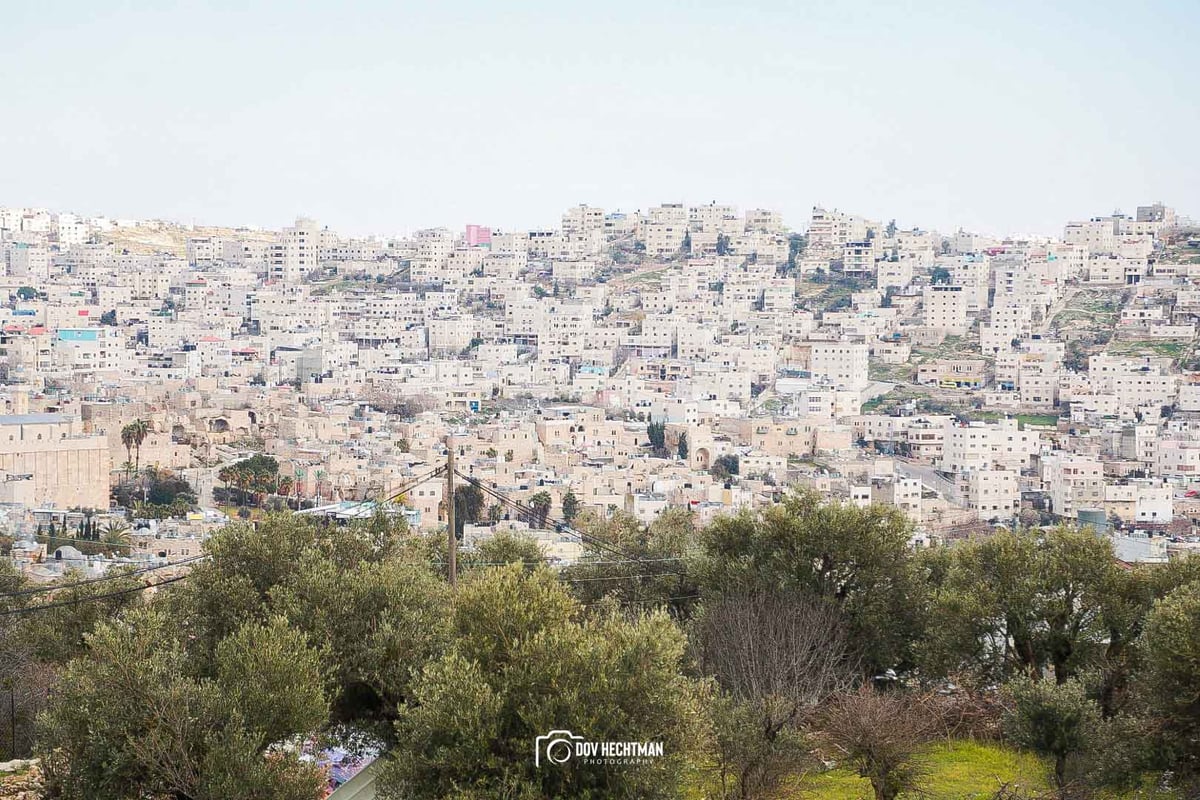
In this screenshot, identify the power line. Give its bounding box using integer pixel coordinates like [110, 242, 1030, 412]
[581, 593, 700, 608]
[6, 470, 445, 605]
[0, 471, 690, 615]
[569, 554, 697, 564]
[561, 556, 690, 566]
[561, 572, 691, 583]
[380, 466, 446, 505]
[1, 470, 446, 609]
[24, 533, 134, 551]
[454, 471, 691, 577]
[0, 573, 191, 618]
[306, 467, 445, 518]
[423, 556, 690, 569]
[458, 474, 629, 559]
[461, 474, 665, 564]
[0, 556, 207, 600]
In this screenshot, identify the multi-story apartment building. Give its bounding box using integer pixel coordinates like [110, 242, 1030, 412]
[923, 284, 968, 334]
[808, 341, 868, 390]
[267, 217, 327, 284]
[967, 468, 1019, 519]
[1042, 452, 1105, 517]
[808, 207, 877, 254]
[941, 418, 1039, 474]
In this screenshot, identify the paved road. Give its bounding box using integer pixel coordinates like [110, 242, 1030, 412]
[894, 458, 960, 504]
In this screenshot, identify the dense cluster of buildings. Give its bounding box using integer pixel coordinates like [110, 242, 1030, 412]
[2, 199, 1200, 577]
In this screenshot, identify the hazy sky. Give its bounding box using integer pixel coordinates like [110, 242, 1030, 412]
[3, 0, 1197, 238]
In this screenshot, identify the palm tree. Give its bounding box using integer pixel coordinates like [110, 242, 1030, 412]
[219, 463, 249, 506]
[120, 460, 136, 481]
[120, 427, 135, 472]
[218, 463, 234, 503]
[526, 491, 552, 529]
[236, 468, 254, 508]
[292, 468, 305, 503]
[562, 490, 580, 523]
[100, 520, 132, 549]
[121, 419, 150, 472]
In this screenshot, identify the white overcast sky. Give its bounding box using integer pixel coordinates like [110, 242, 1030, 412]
[2, 0, 1197, 238]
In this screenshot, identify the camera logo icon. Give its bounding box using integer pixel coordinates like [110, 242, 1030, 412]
[535, 729, 584, 767]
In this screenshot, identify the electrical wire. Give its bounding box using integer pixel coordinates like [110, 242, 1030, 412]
[458, 474, 629, 558]
[0, 471, 448, 608]
[458, 473, 656, 563]
[454, 471, 691, 577]
[379, 466, 446, 505]
[0, 573, 192, 618]
[560, 572, 689, 582]
[306, 466, 444, 518]
[0, 468, 691, 615]
[454, 556, 687, 568]
[581, 593, 700, 608]
[23, 533, 135, 551]
[0, 555, 207, 599]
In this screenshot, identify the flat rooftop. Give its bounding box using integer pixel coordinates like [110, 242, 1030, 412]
[0, 413, 71, 425]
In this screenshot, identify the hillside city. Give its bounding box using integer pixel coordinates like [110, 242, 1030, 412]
[0, 200, 1198, 568]
[7, 200, 1200, 799]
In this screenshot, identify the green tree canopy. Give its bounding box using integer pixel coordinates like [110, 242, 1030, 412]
[270, 557, 451, 741]
[561, 508, 699, 618]
[1003, 677, 1099, 794]
[647, 421, 666, 456]
[381, 564, 709, 799]
[465, 531, 545, 571]
[1139, 580, 1200, 778]
[524, 490, 552, 528]
[922, 527, 1119, 685]
[696, 490, 924, 674]
[561, 489, 580, 523]
[39, 609, 328, 800]
[454, 482, 486, 537]
[711, 454, 740, 482]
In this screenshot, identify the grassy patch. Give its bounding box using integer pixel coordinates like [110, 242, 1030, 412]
[959, 412, 1060, 428]
[860, 385, 946, 415]
[868, 362, 913, 382]
[789, 740, 1051, 799]
[1052, 290, 1120, 330]
[798, 276, 871, 313]
[911, 335, 980, 363]
[1106, 340, 1184, 359]
[216, 504, 261, 521]
[627, 268, 671, 284]
[1016, 413, 1060, 428]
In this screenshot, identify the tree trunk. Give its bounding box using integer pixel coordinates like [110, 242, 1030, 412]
[1099, 634, 1125, 718]
[1053, 650, 1070, 685]
[1054, 753, 1067, 795]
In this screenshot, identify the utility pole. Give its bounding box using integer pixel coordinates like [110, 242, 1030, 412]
[6, 682, 14, 759]
[445, 436, 457, 589]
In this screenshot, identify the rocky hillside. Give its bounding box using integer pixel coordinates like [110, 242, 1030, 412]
[0, 760, 41, 800]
